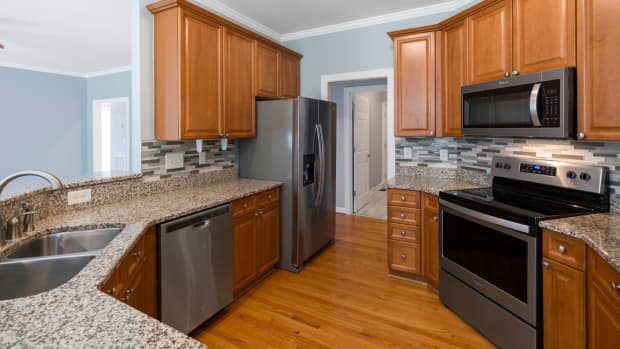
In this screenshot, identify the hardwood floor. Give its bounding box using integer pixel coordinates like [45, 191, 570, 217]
[194, 214, 495, 348]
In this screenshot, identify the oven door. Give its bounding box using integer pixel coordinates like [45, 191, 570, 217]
[440, 200, 538, 326]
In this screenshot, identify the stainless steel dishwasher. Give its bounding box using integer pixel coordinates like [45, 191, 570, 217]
[159, 204, 233, 334]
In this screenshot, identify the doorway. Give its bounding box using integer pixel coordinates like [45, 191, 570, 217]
[92, 97, 131, 173]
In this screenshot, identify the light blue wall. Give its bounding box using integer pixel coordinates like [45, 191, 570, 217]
[284, 5, 478, 98]
[86, 71, 133, 173]
[0, 67, 86, 181]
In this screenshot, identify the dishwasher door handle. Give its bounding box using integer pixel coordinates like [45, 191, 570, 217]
[193, 220, 211, 230]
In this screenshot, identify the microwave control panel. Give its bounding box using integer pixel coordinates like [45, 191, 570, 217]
[540, 80, 561, 127]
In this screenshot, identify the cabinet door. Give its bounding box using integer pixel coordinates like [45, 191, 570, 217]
[256, 204, 280, 275]
[124, 270, 146, 313]
[255, 42, 279, 98]
[394, 32, 436, 137]
[513, 0, 576, 75]
[423, 195, 440, 289]
[542, 258, 586, 349]
[588, 278, 620, 348]
[466, 0, 512, 83]
[577, 0, 620, 140]
[233, 213, 257, 293]
[278, 52, 300, 98]
[224, 29, 256, 138]
[181, 11, 223, 139]
[142, 227, 158, 318]
[441, 21, 466, 137]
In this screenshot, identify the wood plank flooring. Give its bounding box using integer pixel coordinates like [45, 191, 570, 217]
[193, 214, 495, 348]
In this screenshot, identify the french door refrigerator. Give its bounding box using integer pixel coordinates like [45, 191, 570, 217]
[238, 97, 336, 272]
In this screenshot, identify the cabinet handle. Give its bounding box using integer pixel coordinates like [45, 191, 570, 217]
[512, 70, 520, 77]
[578, 132, 585, 140]
[611, 281, 619, 291]
[400, 231, 406, 236]
[504, 72, 510, 78]
[400, 213, 406, 218]
[432, 216, 439, 221]
[400, 195, 406, 201]
[542, 261, 550, 268]
[242, 203, 248, 209]
[133, 250, 142, 260]
[429, 130, 435, 137]
[400, 254, 407, 260]
[557, 245, 566, 254]
[107, 287, 116, 295]
[267, 194, 272, 200]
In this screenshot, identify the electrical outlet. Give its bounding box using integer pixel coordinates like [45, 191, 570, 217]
[68, 189, 92, 205]
[440, 149, 449, 161]
[165, 152, 185, 170]
[403, 147, 413, 159]
[198, 152, 207, 165]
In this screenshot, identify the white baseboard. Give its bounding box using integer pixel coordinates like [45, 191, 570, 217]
[336, 207, 350, 214]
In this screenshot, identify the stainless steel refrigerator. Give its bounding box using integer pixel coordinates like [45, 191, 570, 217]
[238, 97, 336, 273]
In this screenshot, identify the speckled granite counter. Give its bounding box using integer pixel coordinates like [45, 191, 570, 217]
[0, 178, 281, 348]
[386, 175, 485, 196]
[540, 213, 620, 273]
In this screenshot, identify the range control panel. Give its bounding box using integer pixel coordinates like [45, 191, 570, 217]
[519, 163, 557, 176]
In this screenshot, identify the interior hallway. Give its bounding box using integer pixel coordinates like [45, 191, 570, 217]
[354, 185, 387, 220]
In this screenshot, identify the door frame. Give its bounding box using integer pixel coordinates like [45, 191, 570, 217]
[92, 97, 131, 173]
[321, 68, 394, 214]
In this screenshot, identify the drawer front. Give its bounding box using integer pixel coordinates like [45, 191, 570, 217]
[233, 195, 256, 218]
[389, 223, 420, 243]
[389, 206, 420, 226]
[388, 189, 421, 208]
[423, 193, 439, 213]
[543, 229, 586, 271]
[119, 237, 146, 283]
[257, 188, 279, 208]
[589, 248, 620, 304]
[389, 241, 420, 274]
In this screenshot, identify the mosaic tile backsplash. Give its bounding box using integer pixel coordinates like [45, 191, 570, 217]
[395, 137, 620, 211]
[141, 140, 236, 181]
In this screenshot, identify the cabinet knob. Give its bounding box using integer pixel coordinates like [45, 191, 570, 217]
[400, 196, 406, 201]
[107, 287, 116, 295]
[242, 203, 248, 209]
[400, 254, 407, 260]
[429, 130, 435, 137]
[512, 70, 520, 77]
[611, 281, 619, 291]
[400, 231, 406, 236]
[133, 250, 142, 260]
[542, 261, 550, 269]
[225, 133, 229, 137]
[432, 216, 439, 221]
[504, 72, 510, 78]
[578, 132, 585, 140]
[400, 213, 406, 218]
[558, 245, 566, 254]
[267, 194, 272, 200]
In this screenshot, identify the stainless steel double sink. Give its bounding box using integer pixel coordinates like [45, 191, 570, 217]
[0, 228, 122, 300]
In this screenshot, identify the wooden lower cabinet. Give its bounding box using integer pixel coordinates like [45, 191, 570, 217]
[389, 240, 420, 274]
[423, 194, 440, 289]
[588, 248, 620, 348]
[232, 188, 281, 294]
[101, 226, 157, 318]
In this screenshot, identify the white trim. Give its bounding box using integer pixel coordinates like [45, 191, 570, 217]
[92, 97, 132, 173]
[190, 0, 281, 41]
[0, 62, 131, 79]
[336, 207, 349, 214]
[322, 68, 395, 215]
[281, 0, 478, 41]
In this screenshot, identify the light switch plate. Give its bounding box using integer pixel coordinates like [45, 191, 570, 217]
[165, 152, 185, 170]
[440, 149, 449, 161]
[68, 189, 92, 205]
[403, 147, 413, 159]
[198, 152, 207, 165]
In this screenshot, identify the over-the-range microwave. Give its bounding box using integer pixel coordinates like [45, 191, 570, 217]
[461, 67, 576, 139]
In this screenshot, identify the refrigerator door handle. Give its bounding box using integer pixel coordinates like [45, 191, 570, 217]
[317, 124, 326, 206]
[312, 124, 321, 206]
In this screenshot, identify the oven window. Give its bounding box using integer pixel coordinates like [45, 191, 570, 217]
[442, 211, 528, 302]
[463, 84, 534, 128]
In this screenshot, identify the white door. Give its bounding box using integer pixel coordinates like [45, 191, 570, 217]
[93, 97, 130, 173]
[353, 93, 371, 211]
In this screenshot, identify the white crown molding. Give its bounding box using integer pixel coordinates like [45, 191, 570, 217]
[189, 0, 281, 41]
[0, 62, 131, 79]
[280, 0, 479, 42]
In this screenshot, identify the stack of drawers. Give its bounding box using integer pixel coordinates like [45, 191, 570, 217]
[387, 189, 421, 275]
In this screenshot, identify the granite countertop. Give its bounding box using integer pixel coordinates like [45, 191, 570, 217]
[540, 213, 620, 273]
[385, 175, 485, 195]
[0, 178, 282, 348]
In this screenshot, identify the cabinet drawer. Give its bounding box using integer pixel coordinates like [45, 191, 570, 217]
[256, 188, 279, 208]
[388, 189, 421, 208]
[389, 206, 420, 226]
[589, 248, 620, 304]
[389, 241, 421, 274]
[389, 223, 420, 243]
[233, 195, 256, 218]
[119, 237, 146, 283]
[423, 193, 439, 213]
[543, 230, 586, 271]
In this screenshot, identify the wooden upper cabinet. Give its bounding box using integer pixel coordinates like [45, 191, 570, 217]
[255, 42, 279, 98]
[513, 0, 576, 75]
[441, 21, 466, 137]
[224, 29, 256, 138]
[278, 52, 300, 98]
[577, 0, 620, 141]
[466, 0, 512, 84]
[394, 32, 436, 137]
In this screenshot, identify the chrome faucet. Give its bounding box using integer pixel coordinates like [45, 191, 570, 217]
[0, 171, 63, 245]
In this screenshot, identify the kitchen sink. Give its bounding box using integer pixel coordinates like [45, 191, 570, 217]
[0, 254, 95, 300]
[6, 228, 122, 259]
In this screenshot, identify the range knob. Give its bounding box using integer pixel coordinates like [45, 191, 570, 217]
[503, 163, 512, 170]
[495, 162, 503, 169]
[566, 171, 578, 180]
[580, 172, 592, 181]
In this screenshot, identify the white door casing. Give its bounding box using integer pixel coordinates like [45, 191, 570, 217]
[353, 93, 371, 211]
[381, 101, 388, 182]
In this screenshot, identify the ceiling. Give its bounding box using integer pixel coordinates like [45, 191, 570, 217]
[0, 0, 131, 77]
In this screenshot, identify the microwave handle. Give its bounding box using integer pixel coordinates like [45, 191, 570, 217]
[529, 83, 543, 127]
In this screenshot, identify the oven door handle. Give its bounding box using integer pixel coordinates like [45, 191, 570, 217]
[529, 83, 543, 127]
[439, 200, 532, 234]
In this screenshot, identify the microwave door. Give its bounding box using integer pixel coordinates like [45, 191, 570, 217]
[529, 83, 543, 127]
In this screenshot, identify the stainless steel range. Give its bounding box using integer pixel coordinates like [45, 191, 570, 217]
[439, 156, 609, 349]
